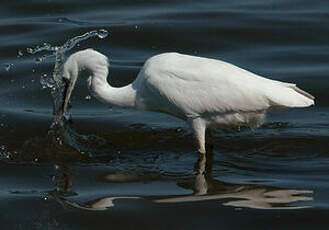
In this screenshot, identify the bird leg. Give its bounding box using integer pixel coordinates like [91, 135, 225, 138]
[189, 117, 206, 154]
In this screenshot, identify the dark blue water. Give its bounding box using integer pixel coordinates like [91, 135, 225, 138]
[0, 1, 328, 229]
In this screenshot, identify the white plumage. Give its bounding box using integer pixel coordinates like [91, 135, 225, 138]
[63, 49, 314, 153]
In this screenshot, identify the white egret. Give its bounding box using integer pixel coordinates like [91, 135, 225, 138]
[63, 49, 314, 154]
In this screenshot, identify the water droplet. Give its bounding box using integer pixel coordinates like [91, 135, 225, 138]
[27, 43, 56, 55]
[3, 63, 13, 71]
[40, 75, 47, 86]
[97, 29, 109, 39]
[43, 43, 51, 49]
[40, 73, 56, 90]
[26, 47, 33, 54]
[85, 95, 91, 100]
[35, 57, 44, 63]
[135, 25, 138, 29]
[17, 50, 23, 57]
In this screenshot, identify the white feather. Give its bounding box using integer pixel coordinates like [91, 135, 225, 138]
[63, 49, 315, 154]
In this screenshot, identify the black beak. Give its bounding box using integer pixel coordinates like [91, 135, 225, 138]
[62, 78, 74, 116]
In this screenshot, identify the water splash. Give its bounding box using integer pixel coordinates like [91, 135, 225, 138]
[3, 63, 13, 71]
[27, 29, 109, 157]
[28, 29, 108, 116]
[17, 50, 23, 57]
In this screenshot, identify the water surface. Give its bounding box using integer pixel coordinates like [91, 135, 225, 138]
[0, 0, 329, 229]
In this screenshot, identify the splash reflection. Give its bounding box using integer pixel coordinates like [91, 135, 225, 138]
[50, 164, 140, 211]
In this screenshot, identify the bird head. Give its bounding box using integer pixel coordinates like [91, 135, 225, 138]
[62, 49, 109, 116]
[62, 56, 79, 115]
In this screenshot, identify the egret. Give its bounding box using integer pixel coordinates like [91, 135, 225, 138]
[63, 49, 314, 154]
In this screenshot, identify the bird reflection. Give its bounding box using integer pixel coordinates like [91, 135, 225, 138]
[157, 150, 313, 209]
[50, 151, 313, 211]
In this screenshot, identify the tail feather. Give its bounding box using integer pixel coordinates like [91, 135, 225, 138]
[267, 83, 315, 109]
[289, 85, 315, 100]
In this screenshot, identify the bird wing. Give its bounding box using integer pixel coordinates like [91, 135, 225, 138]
[141, 53, 314, 118]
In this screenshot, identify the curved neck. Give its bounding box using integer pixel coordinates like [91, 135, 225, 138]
[64, 50, 138, 109]
[87, 64, 137, 108]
